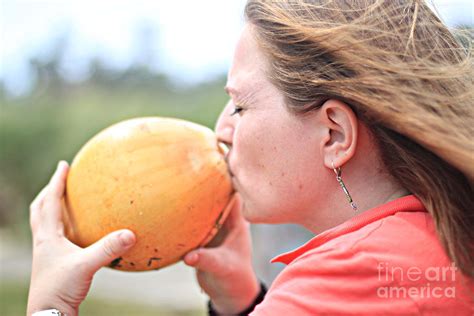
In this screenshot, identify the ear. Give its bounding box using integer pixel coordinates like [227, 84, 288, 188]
[318, 99, 358, 169]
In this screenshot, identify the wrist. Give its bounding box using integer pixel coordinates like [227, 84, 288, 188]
[30, 309, 72, 316]
[209, 279, 265, 315]
[28, 304, 77, 316]
[27, 296, 77, 316]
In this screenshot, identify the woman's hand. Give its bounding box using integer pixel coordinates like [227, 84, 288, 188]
[183, 194, 260, 315]
[27, 161, 137, 316]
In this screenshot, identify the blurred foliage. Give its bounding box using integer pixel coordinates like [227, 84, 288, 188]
[0, 43, 229, 241]
[1, 23, 471, 241]
[0, 281, 204, 316]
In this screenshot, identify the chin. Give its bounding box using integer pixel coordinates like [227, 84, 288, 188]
[241, 202, 282, 224]
[240, 202, 254, 221]
[240, 202, 262, 223]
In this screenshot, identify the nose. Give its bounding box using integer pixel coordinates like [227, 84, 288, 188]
[215, 99, 235, 149]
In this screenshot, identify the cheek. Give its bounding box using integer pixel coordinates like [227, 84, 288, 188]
[238, 121, 323, 217]
[268, 122, 320, 184]
[230, 120, 281, 212]
[242, 151, 323, 224]
[232, 120, 269, 173]
[270, 144, 322, 203]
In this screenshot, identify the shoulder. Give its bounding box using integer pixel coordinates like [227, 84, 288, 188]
[251, 211, 474, 315]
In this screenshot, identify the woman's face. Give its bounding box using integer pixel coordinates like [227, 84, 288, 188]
[215, 25, 328, 224]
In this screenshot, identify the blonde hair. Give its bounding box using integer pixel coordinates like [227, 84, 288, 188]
[245, 0, 473, 276]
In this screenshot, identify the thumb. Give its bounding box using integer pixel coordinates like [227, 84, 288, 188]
[82, 229, 136, 273]
[183, 248, 227, 274]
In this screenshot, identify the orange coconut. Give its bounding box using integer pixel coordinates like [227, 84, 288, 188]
[64, 117, 233, 271]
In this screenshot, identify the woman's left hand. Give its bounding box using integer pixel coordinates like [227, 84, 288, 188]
[27, 161, 137, 316]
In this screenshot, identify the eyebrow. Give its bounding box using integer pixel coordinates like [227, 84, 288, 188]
[225, 85, 259, 107]
[224, 86, 240, 97]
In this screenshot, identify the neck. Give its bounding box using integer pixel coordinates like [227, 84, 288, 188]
[305, 173, 409, 234]
[303, 143, 410, 234]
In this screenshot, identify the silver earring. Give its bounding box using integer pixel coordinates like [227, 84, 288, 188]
[332, 162, 357, 211]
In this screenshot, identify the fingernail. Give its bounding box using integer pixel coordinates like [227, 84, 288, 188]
[187, 252, 198, 264]
[189, 252, 198, 262]
[57, 160, 66, 170]
[119, 231, 135, 247]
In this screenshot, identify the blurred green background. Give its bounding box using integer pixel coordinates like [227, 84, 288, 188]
[0, 59, 228, 240]
[0, 36, 230, 314]
[1, 0, 471, 314]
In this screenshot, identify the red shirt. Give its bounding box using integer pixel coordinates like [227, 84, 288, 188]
[251, 195, 473, 315]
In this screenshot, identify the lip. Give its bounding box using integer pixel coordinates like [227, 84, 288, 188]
[218, 141, 234, 178]
[225, 155, 234, 178]
[224, 155, 239, 190]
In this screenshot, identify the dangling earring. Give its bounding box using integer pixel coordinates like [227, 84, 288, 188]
[332, 162, 357, 211]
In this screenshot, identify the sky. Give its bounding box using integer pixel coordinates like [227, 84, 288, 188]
[0, 0, 472, 96]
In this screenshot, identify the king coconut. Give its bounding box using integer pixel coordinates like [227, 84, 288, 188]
[63, 117, 234, 271]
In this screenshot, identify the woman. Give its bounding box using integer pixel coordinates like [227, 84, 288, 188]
[27, 1, 473, 315]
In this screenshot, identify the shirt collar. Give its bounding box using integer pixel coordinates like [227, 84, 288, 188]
[271, 195, 425, 265]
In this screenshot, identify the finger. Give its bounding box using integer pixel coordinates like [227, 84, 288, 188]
[30, 185, 50, 216]
[30, 161, 68, 237]
[183, 247, 227, 274]
[222, 193, 244, 230]
[45, 160, 69, 203]
[30, 185, 51, 237]
[82, 229, 136, 273]
[199, 194, 237, 247]
[220, 194, 250, 246]
[41, 161, 69, 233]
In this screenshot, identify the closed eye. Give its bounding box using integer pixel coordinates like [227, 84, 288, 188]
[230, 106, 244, 116]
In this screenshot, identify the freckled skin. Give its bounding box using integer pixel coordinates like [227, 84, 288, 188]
[215, 25, 326, 224]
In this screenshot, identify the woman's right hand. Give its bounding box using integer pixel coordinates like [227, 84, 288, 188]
[183, 194, 261, 315]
